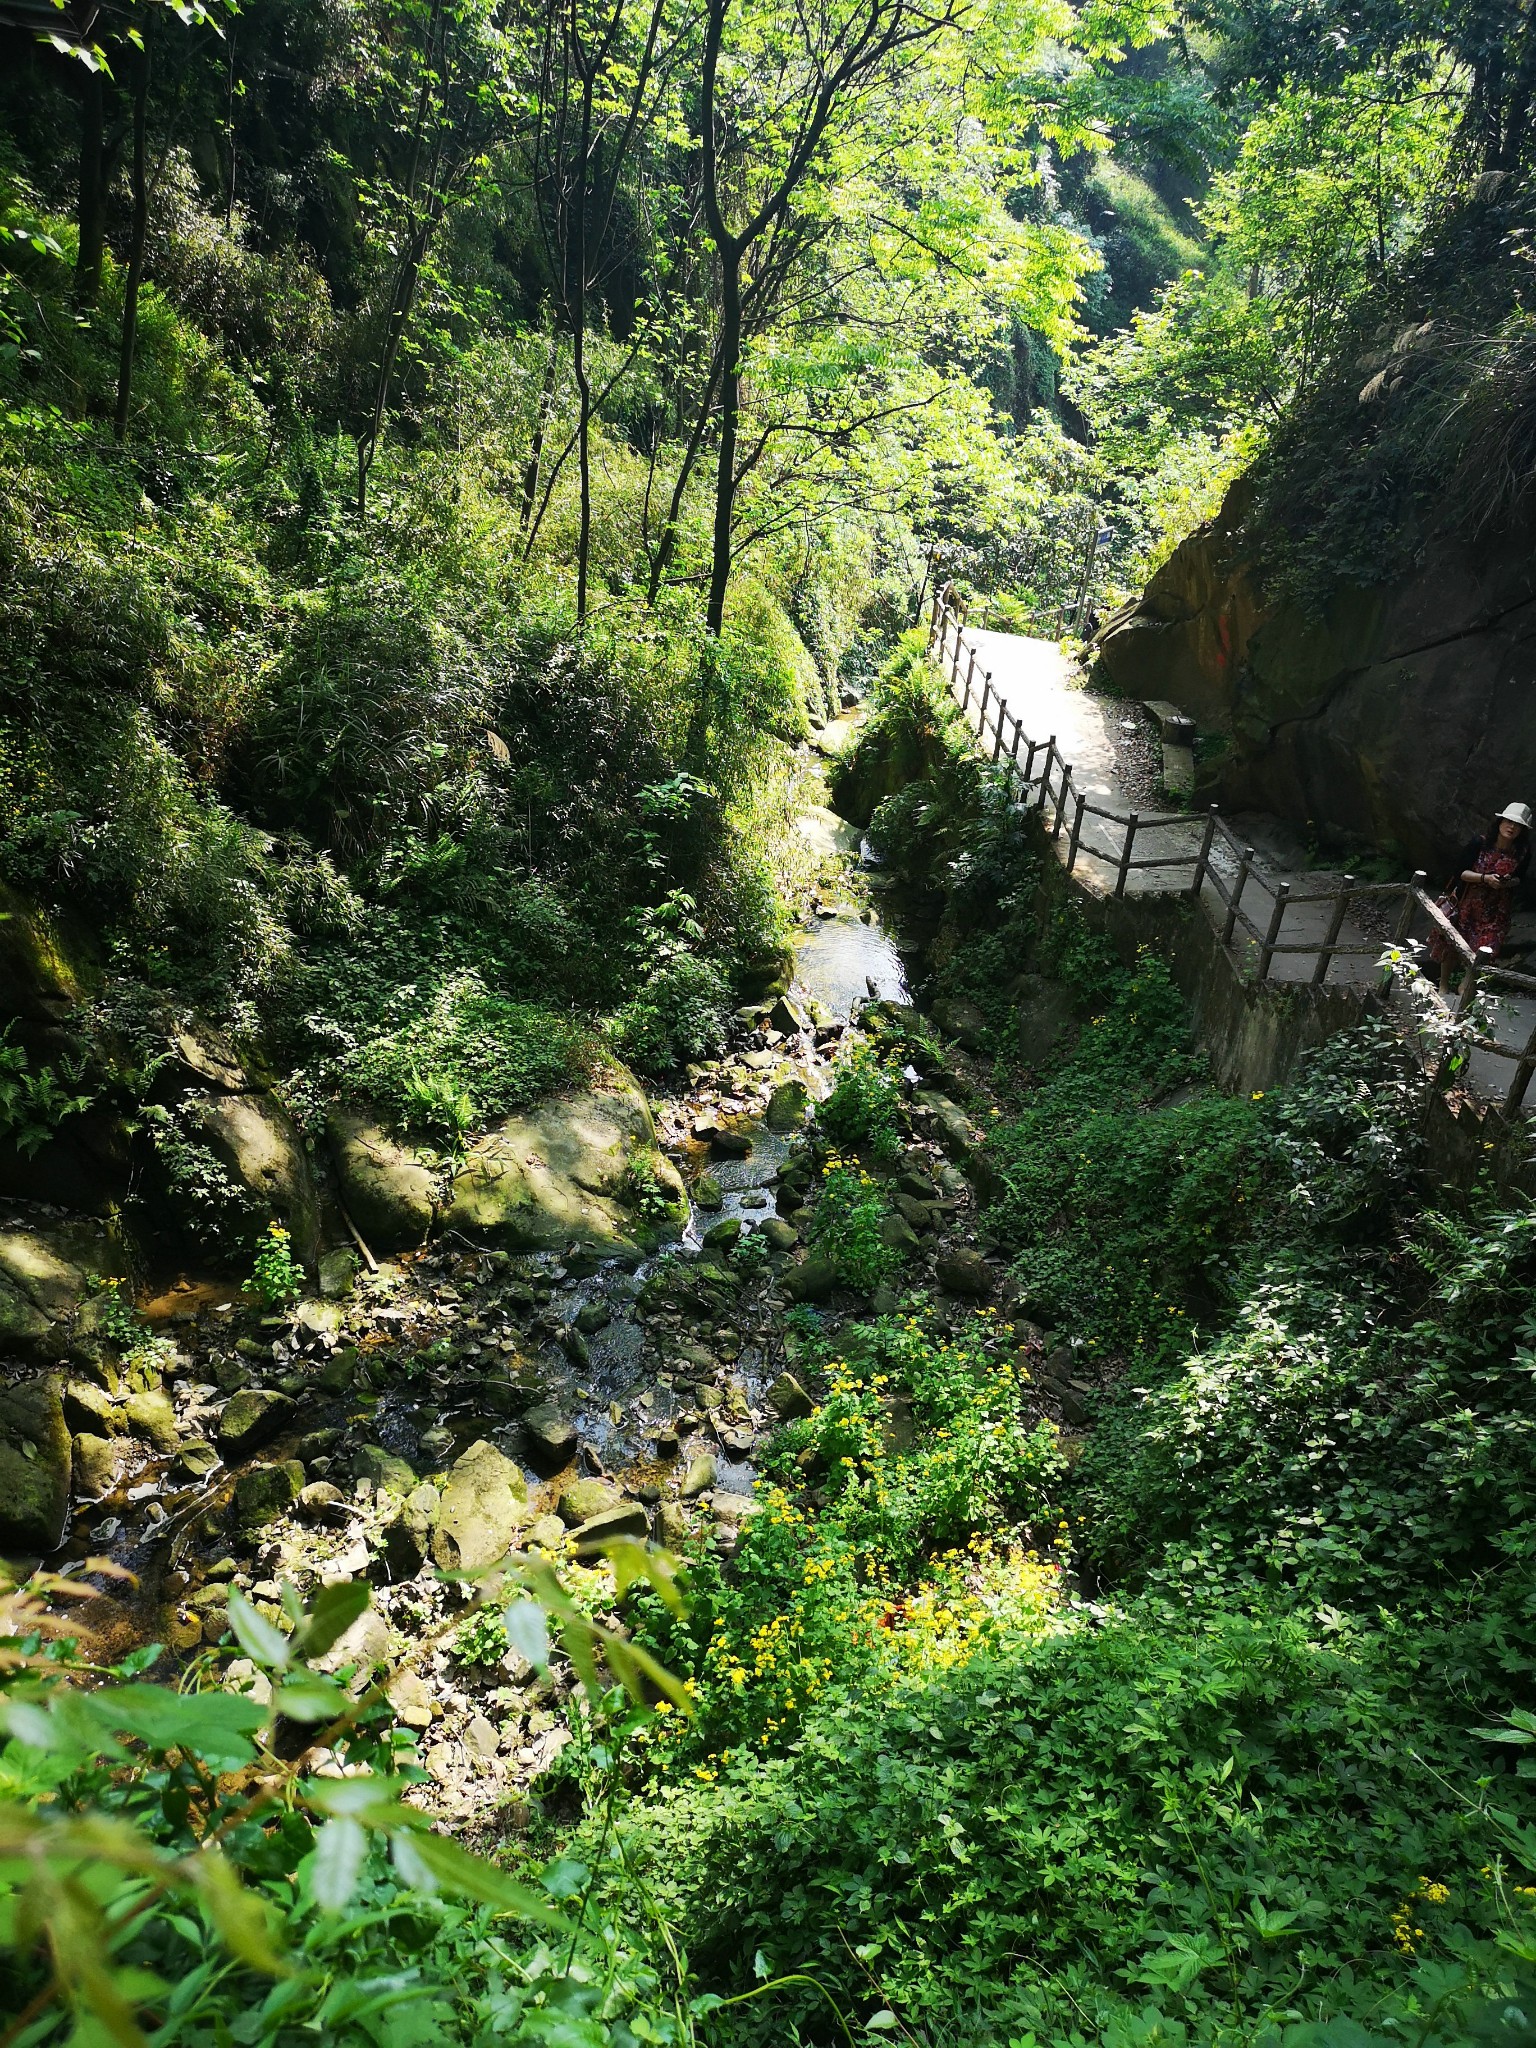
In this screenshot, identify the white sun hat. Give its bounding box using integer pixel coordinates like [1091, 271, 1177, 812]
[1500, 801, 1535, 829]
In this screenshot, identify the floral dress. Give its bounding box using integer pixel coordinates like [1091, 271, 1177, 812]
[1430, 841, 1522, 964]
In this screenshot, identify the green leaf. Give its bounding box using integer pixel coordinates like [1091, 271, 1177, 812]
[865, 2013, 898, 2032]
[272, 1674, 349, 1724]
[292, 1580, 371, 1661]
[501, 1599, 548, 1671]
[226, 1591, 292, 1672]
[83, 1687, 267, 1771]
[401, 1829, 565, 1925]
[310, 1818, 369, 1913]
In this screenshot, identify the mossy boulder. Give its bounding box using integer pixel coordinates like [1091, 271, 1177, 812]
[441, 1070, 685, 1254]
[0, 1375, 72, 1551]
[0, 1219, 114, 1363]
[327, 1110, 439, 1252]
[430, 1438, 529, 1572]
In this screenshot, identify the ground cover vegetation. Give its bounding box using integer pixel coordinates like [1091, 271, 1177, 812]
[5, 0, 1536, 2044]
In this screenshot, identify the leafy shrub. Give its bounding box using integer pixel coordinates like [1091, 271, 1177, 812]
[806, 1160, 900, 1291]
[986, 949, 1262, 1362]
[0, 1026, 94, 1157]
[610, 953, 731, 1076]
[341, 971, 598, 1145]
[249, 1221, 305, 1306]
[818, 1044, 903, 1162]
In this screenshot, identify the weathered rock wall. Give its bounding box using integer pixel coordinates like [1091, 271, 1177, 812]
[1093, 489, 1536, 880]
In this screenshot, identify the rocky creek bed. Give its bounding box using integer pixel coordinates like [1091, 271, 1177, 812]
[0, 781, 1091, 1830]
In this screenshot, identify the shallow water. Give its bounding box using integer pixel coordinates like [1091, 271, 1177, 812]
[794, 907, 909, 1018]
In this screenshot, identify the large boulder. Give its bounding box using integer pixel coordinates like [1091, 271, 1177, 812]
[327, 1110, 439, 1252]
[0, 1219, 113, 1364]
[0, 1375, 72, 1552]
[1092, 478, 1536, 881]
[187, 1089, 321, 1267]
[430, 1438, 529, 1573]
[441, 1071, 686, 1254]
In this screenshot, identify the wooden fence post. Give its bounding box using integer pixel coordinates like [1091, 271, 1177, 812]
[1190, 806, 1218, 899]
[977, 671, 990, 735]
[1222, 846, 1255, 948]
[1053, 763, 1073, 840]
[1066, 792, 1087, 874]
[1257, 881, 1291, 981]
[1456, 945, 1494, 1019]
[961, 644, 976, 713]
[1311, 875, 1355, 988]
[1037, 737, 1057, 812]
[1114, 813, 1139, 898]
[1506, 1012, 1536, 1111]
[1394, 871, 1427, 947]
[927, 586, 942, 649]
[992, 694, 1007, 762]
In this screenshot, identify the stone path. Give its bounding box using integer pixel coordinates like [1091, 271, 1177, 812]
[971, 629, 1536, 1105]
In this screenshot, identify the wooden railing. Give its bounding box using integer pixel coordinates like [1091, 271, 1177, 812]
[927, 583, 1536, 1110]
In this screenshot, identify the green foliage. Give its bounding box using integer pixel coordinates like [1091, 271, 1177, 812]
[249, 1221, 304, 1307]
[341, 972, 598, 1147]
[806, 1161, 900, 1292]
[610, 954, 732, 1077]
[0, 1026, 94, 1159]
[818, 1045, 904, 1163]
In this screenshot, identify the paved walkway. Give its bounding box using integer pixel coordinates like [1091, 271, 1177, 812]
[970, 630, 1536, 1105]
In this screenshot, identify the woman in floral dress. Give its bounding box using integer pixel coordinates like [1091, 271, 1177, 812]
[1431, 801, 1532, 991]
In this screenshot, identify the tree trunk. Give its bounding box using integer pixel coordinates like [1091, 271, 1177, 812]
[520, 336, 560, 528]
[704, 243, 740, 636]
[75, 69, 108, 309]
[572, 62, 595, 624]
[113, 44, 150, 443]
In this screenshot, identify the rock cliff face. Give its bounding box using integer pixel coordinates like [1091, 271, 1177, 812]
[1093, 487, 1536, 878]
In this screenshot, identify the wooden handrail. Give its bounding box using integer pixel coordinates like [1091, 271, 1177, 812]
[923, 596, 1536, 1086]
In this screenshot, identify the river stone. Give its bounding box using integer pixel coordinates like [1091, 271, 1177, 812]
[326, 1110, 439, 1251]
[298, 1480, 347, 1517]
[767, 1372, 815, 1422]
[352, 1443, 417, 1496]
[757, 1216, 799, 1252]
[72, 1430, 124, 1500]
[442, 1071, 685, 1254]
[770, 996, 810, 1035]
[571, 1500, 649, 1550]
[217, 1387, 294, 1459]
[1008, 974, 1081, 1067]
[318, 1247, 359, 1299]
[879, 1213, 921, 1253]
[703, 1216, 741, 1250]
[123, 1387, 179, 1453]
[63, 1378, 121, 1435]
[694, 1173, 723, 1212]
[574, 1300, 610, 1334]
[523, 1403, 576, 1473]
[710, 1129, 753, 1159]
[680, 1453, 716, 1498]
[783, 1255, 837, 1303]
[937, 1249, 994, 1298]
[0, 1376, 71, 1550]
[234, 1459, 304, 1530]
[525, 1512, 567, 1552]
[386, 1670, 435, 1730]
[931, 996, 990, 1054]
[895, 1194, 937, 1231]
[557, 1476, 620, 1526]
[431, 1439, 528, 1573]
[176, 1439, 220, 1481]
[711, 1493, 762, 1531]
[765, 1080, 810, 1131]
[0, 1220, 113, 1361]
